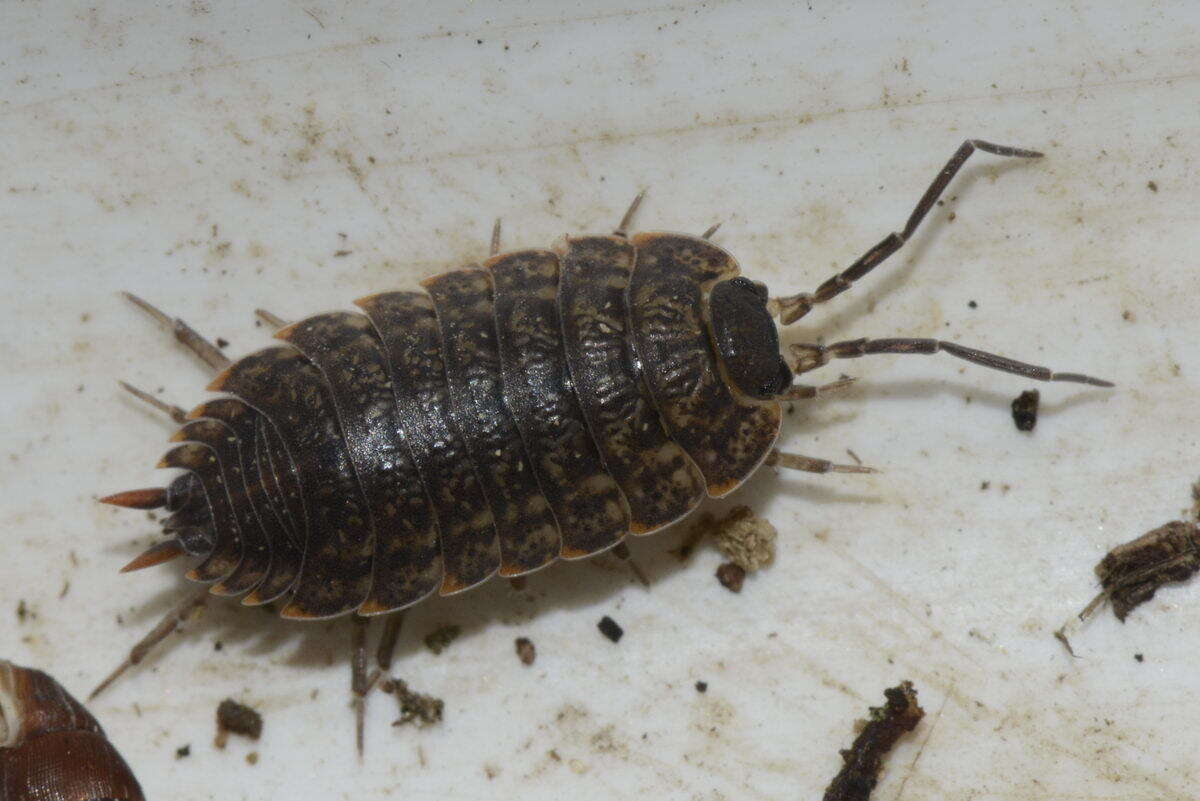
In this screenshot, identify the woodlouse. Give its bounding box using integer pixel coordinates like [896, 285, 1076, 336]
[0, 660, 145, 800]
[96, 140, 1111, 749]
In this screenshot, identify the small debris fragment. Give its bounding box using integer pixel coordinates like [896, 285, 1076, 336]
[515, 637, 536, 665]
[16, 599, 27, 622]
[175, 744, 191, 759]
[711, 506, 777, 571]
[597, 615, 623, 643]
[215, 698, 263, 748]
[333, 249, 352, 257]
[968, 299, 978, 309]
[1134, 653, 1144, 663]
[1053, 626, 1077, 658]
[245, 751, 259, 765]
[1147, 180, 1158, 192]
[424, 624, 461, 655]
[822, 681, 925, 801]
[214, 640, 223, 651]
[216, 337, 230, 348]
[716, 562, 746, 593]
[382, 678, 444, 727]
[1082, 519, 1200, 621]
[694, 681, 708, 693]
[1011, 389, 1040, 432]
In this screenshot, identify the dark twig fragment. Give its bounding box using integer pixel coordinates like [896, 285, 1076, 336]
[1084, 520, 1200, 621]
[823, 681, 924, 801]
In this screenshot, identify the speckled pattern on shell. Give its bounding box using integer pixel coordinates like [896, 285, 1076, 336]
[128, 232, 782, 620]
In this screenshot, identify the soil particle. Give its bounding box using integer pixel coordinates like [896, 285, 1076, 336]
[694, 681, 708, 693]
[597, 615, 623, 643]
[215, 699, 263, 748]
[515, 637, 536, 665]
[175, 744, 191, 759]
[1011, 389, 1039, 432]
[716, 562, 746, 593]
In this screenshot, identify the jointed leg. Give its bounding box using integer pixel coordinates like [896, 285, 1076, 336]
[117, 380, 188, 424]
[774, 140, 1043, 325]
[351, 615, 378, 757]
[612, 541, 650, 587]
[766, 448, 877, 475]
[376, 611, 405, 672]
[490, 218, 502, 256]
[89, 587, 211, 700]
[778, 376, 857, 401]
[788, 338, 1113, 387]
[614, 191, 646, 238]
[255, 308, 289, 329]
[122, 292, 230, 371]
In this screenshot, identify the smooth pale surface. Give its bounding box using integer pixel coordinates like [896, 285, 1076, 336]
[1, 3, 1197, 799]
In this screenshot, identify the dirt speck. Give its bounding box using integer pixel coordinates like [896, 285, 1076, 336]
[695, 681, 708, 693]
[515, 637, 536, 665]
[1147, 180, 1158, 192]
[597, 615, 623, 643]
[215, 699, 263, 748]
[716, 562, 746, 593]
[1011, 389, 1039, 432]
[175, 744, 190, 759]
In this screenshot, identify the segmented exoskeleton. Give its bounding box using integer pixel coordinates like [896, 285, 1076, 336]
[96, 140, 1111, 749]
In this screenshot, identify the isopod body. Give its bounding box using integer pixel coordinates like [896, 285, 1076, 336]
[116, 232, 784, 619]
[0, 660, 144, 801]
[99, 140, 1112, 734]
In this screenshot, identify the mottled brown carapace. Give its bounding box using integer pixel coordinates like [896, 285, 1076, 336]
[98, 140, 1112, 749]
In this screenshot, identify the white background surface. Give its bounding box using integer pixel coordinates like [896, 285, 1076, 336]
[2, 2, 1198, 799]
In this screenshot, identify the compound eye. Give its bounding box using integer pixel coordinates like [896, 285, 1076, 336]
[708, 278, 790, 401]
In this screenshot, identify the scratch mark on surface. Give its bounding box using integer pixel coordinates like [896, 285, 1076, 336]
[813, 535, 985, 670]
[892, 685, 950, 801]
[302, 7, 326, 29]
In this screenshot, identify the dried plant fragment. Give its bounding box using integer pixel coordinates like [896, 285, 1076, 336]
[712, 506, 777, 571]
[1085, 520, 1200, 621]
[823, 681, 924, 801]
[382, 678, 444, 727]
